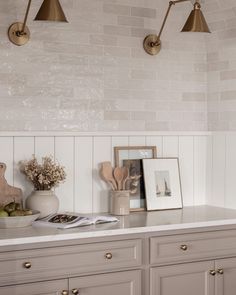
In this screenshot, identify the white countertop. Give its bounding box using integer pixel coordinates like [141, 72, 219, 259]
[1, 206, 236, 247]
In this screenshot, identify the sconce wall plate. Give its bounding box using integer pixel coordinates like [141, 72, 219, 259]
[8, 22, 30, 46]
[143, 35, 161, 56]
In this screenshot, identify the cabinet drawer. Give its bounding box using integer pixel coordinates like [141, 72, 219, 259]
[0, 239, 142, 285]
[69, 270, 141, 295]
[150, 230, 236, 265]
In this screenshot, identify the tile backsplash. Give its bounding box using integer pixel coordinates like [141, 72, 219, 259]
[206, 0, 236, 131]
[0, 0, 207, 131]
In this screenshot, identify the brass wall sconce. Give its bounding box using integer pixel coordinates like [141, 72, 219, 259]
[8, 0, 68, 46]
[143, 0, 210, 55]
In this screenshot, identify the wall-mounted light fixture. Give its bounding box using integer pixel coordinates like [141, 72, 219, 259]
[8, 0, 68, 46]
[143, 0, 210, 55]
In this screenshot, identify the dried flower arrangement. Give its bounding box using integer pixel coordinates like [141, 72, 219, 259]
[20, 156, 66, 191]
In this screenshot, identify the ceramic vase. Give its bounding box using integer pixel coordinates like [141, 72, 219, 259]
[26, 190, 59, 218]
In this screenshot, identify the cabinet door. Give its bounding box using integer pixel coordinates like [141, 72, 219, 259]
[151, 261, 215, 295]
[69, 270, 141, 295]
[215, 257, 236, 295]
[0, 279, 68, 295]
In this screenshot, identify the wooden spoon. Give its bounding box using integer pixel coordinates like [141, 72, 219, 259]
[100, 162, 117, 190]
[113, 167, 123, 191]
[121, 166, 129, 190]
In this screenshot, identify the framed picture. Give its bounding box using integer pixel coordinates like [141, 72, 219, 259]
[114, 146, 157, 211]
[142, 158, 182, 211]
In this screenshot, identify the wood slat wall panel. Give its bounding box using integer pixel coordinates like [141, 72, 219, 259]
[93, 137, 112, 213]
[74, 137, 93, 213]
[13, 137, 34, 202]
[55, 137, 74, 212]
[0, 134, 210, 212]
[179, 137, 194, 206]
[194, 137, 207, 206]
[0, 137, 14, 186]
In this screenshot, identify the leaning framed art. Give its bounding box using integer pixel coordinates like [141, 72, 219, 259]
[114, 146, 157, 211]
[142, 158, 182, 211]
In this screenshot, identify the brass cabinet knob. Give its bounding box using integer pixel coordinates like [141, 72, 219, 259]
[61, 291, 68, 295]
[180, 244, 188, 251]
[217, 269, 224, 275]
[71, 289, 79, 295]
[23, 262, 32, 269]
[209, 270, 216, 276]
[105, 252, 113, 260]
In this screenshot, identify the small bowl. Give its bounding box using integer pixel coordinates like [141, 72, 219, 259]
[0, 211, 40, 228]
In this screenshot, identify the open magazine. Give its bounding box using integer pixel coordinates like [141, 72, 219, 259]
[33, 213, 119, 229]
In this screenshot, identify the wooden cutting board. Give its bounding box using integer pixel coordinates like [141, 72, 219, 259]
[0, 163, 23, 207]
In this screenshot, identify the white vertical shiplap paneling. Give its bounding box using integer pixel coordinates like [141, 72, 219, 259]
[129, 136, 146, 146]
[163, 136, 179, 157]
[194, 136, 207, 206]
[13, 137, 34, 201]
[93, 137, 112, 213]
[55, 137, 74, 212]
[179, 137, 194, 206]
[211, 133, 226, 207]
[225, 133, 236, 209]
[35, 137, 55, 159]
[111, 136, 129, 166]
[0, 137, 14, 185]
[0, 133, 212, 212]
[74, 137, 93, 213]
[206, 135, 213, 205]
[146, 136, 163, 157]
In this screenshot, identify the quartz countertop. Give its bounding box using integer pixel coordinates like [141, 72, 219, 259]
[1, 206, 236, 247]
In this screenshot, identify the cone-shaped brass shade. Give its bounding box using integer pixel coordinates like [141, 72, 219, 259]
[34, 0, 68, 22]
[181, 2, 210, 33]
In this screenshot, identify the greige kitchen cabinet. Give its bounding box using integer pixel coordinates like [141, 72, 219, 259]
[2, 207, 236, 295]
[150, 261, 215, 295]
[0, 279, 68, 295]
[0, 270, 141, 295]
[69, 270, 141, 295]
[215, 257, 236, 295]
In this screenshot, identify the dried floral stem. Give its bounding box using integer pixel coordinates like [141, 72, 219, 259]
[20, 156, 66, 191]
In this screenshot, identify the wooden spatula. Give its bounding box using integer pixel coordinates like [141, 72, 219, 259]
[100, 162, 117, 190]
[121, 166, 129, 190]
[113, 167, 123, 190]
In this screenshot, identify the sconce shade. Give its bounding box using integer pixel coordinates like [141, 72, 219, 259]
[181, 3, 210, 33]
[34, 0, 68, 22]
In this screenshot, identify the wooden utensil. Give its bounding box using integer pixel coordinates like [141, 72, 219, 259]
[0, 163, 23, 206]
[113, 167, 123, 190]
[121, 166, 129, 190]
[100, 162, 117, 190]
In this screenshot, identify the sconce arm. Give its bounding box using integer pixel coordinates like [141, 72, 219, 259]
[21, 0, 32, 34]
[158, 0, 189, 39]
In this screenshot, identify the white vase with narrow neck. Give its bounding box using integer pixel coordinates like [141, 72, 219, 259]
[26, 190, 59, 218]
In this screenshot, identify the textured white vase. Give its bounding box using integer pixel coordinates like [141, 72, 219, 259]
[26, 190, 59, 218]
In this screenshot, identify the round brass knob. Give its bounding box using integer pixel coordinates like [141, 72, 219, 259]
[71, 289, 79, 295]
[23, 262, 31, 269]
[209, 270, 216, 276]
[180, 245, 188, 251]
[61, 291, 68, 295]
[105, 252, 113, 260]
[217, 269, 224, 275]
